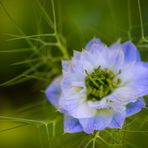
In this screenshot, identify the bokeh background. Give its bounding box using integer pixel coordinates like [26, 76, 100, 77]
[1, 0, 148, 147]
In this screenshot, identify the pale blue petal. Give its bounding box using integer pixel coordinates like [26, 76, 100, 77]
[122, 41, 140, 63]
[81, 48, 111, 72]
[80, 51, 96, 73]
[87, 99, 107, 109]
[62, 72, 85, 90]
[116, 63, 148, 100]
[108, 42, 124, 73]
[126, 97, 145, 117]
[73, 50, 81, 60]
[60, 99, 79, 112]
[94, 109, 113, 130]
[109, 40, 121, 51]
[85, 38, 104, 53]
[64, 115, 82, 133]
[141, 62, 148, 68]
[108, 111, 126, 128]
[69, 103, 96, 118]
[59, 92, 83, 112]
[112, 48, 124, 73]
[62, 60, 72, 73]
[84, 40, 112, 71]
[72, 51, 83, 74]
[79, 109, 113, 134]
[45, 77, 61, 108]
[79, 118, 94, 134]
[119, 63, 145, 83]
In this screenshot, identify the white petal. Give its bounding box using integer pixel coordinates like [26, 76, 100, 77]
[69, 103, 96, 118]
[59, 89, 86, 111]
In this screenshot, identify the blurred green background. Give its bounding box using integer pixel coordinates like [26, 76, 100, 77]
[1, 0, 148, 147]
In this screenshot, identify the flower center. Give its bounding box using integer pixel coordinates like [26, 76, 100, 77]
[85, 66, 121, 101]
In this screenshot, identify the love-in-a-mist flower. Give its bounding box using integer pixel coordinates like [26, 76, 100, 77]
[46, 38, 148, 134]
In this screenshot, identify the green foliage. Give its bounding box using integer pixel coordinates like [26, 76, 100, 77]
[0, 0, 69, 86]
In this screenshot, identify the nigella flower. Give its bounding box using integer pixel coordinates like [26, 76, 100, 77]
[46, 38, 148, 134]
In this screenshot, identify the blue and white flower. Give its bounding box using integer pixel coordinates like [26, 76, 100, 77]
[46, 38, 147, 134]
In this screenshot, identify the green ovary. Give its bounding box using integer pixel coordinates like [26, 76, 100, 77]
[85, 66, 121, 101]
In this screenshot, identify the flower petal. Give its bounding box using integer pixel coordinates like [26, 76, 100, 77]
[69, 103, 96, 118]
[108, 110, 126, 128]
[59, 91, 85, 112]
[108, 42, 124, 73]
[126, 97, 145, 117]
[64, 115, 82, 133]
[111, 48, 124, 73]
[79, 118, 94, 134]
[72, 51, 84, 74]
[80, 51, 96, 73]
[62, 60, 72, 72]
[85, 38, 104, 53]
[81, 48, 111, 73]
[109, 40, 121, 50]
[122, 41, 140, 63]
[45, 77, 61, 108]
[127, 63, 148, 81]
[87, 99, 107, 109]
[94, 109, 113, 130]
[62, 71, 85, 90]
[79, 109, 113, 134]
[142, 62, 148, 68]
[84, 38, 112, 70]
[115, 63, 148, 101]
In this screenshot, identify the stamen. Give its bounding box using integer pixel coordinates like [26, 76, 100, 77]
[85, 67, 122, 101]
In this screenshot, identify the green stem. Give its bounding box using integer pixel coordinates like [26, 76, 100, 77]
[56, 32, 69, 59]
